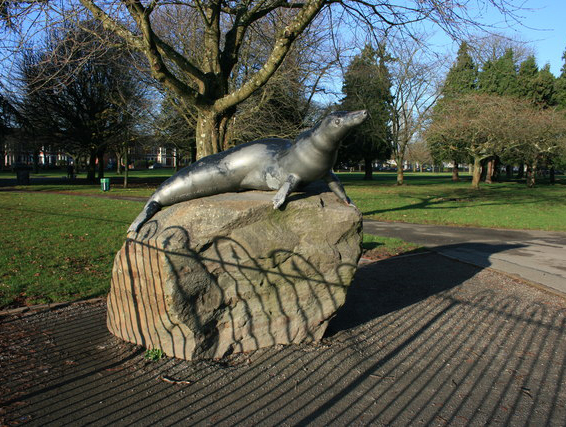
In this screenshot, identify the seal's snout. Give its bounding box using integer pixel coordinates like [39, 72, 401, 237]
[347, 110, 368, 126]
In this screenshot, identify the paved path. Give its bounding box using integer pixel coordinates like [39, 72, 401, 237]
[364, 220, 566, 295]
[2, 254, 565, 425]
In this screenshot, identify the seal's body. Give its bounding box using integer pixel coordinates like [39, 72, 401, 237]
[128, 110, 367, 233]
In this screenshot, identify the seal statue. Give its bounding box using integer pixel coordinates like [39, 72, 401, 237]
[128, 110, 367, 233]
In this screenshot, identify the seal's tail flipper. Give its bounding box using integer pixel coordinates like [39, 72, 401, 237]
[128, 201, 162, 233]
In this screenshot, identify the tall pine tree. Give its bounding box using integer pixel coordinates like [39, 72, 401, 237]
[478, 48, 519, 96]
[442, 42, 478, 98]
[553, 48, 566, 109]
[340, 44, 393, 180]
[517, 56, 555, 107]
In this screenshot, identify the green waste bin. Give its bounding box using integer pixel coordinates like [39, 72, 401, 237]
[100, 178, 110, 191]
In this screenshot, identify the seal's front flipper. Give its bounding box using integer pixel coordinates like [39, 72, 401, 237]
[128, 200, 162, 233]
[272, 175, 300, 209]
[323, 171, 355, 207]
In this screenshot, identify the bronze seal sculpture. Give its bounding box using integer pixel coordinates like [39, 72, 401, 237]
[128, 110, 367, 233]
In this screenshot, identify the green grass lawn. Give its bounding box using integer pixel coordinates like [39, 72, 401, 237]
[4, 169, 564, 230]
[0, 192, 141, 308]
[1, 170, 565, 308]
[0, 168, 172, 197]
[362, 233, 423, 260]
[340, 172, 566, 231]
[0, 188, 423, 309]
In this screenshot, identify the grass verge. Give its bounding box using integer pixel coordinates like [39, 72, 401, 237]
[0, 190, 424, 309]
[0, 192, 140, 308]
[341, 172, 566, 231]
[2, 171, 565, 308]
[362, 233, 424, 261]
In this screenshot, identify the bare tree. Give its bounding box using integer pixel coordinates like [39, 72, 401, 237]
[467, 32, 535, 69]
[151, 93, 197, 171]
[512, 107, 566, 187]
[0, 89, 20, 169]
[425, 93, 563, 189]
[389, 35, 443, 185]
[2, 1, 528, 159]
[407, 138, 433, 172]
[16, 21, 146, 182]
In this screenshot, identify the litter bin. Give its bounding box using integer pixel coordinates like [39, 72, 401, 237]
[100, 178, 110, 191]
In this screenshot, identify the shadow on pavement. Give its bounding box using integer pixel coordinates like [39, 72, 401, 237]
[1, 248, 565, 426]
[327, 242, 526, 334]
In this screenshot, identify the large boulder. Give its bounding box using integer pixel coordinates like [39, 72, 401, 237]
[107, 188, 362, 360]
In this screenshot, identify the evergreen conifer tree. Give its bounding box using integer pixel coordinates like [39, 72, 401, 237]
[442, 42, 478, 98]
[517, 55, 538, 98]
[532, 64, 556, 107]
[478, 48, 519, 96]
[553, 49, 566, 109]
[340, 44, 393, 180]
[517, 56, 555, 107]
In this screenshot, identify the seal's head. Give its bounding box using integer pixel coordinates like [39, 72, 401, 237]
[313, 110, 368, 151]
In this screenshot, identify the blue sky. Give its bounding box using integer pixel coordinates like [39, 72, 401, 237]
[435, 0, 566, 76]
[506, 0, 566, 75]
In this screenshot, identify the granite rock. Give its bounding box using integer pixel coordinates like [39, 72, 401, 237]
[107, 189, 362, 360]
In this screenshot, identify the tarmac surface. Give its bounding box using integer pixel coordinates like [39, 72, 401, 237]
[2, 251, 566, 426]
[364, 220, 566, 295]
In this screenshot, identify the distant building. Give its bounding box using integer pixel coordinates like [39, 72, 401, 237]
[1, 132, 72, 168]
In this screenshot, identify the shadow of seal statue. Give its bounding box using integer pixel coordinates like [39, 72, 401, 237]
[128, 110, 368, 233]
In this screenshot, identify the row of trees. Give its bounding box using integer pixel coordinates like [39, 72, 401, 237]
[0, 0, 531, 167]
[2, 1, 564, 189]
[14, 22, 148, 182]
[427, 42, 566, 188]
[428, 93, 566, 188]
[1, 18, 319, 182]
[338, 36, 566, 189]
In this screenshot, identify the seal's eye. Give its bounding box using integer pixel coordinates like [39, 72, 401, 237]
[334, 118, 341, 126]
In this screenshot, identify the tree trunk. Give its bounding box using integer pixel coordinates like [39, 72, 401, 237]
[33, 149, 40, 173]
[550, 166, 555, 184]
[175, 150, 180, 172]
[526, 163, 537, 188]
[479, 158, 487, 182]
[517, 163, 524, 179]
[485, 158, 494, 184]
[452, 162, 459, 182]
[363, 157, 373, 180]
[123, 147, 128, 189]
[396, 168, 404, 185]
[87, 150, 97, 183]
[492, 157, 500, 182]
[97, 150, 105, 179]
[195, 110, 233, 159]
[506, 165, 512, 179]
[471, 157, 482, 190]
[116, 152, 122, 174]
